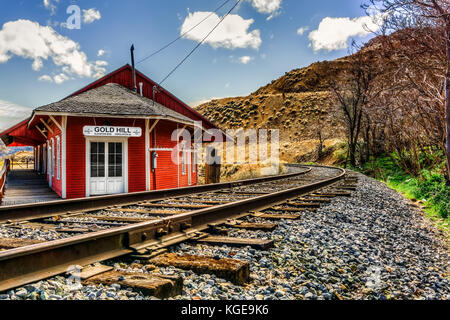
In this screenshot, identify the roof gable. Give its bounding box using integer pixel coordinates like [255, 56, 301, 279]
[35, 83, 193, 123]
[68, 65, 219, 130]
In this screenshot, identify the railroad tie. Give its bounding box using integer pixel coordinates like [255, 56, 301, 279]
[148, 253, 250, 285]
[224, 221, 277, 231]
[108, 208, 183, 215]
[0, 237, 44, 250]
[82, 271, 183, 299]
[252, 212, 301, 220]
[195, 236, 274, 250]
[140, 203, 212, 209]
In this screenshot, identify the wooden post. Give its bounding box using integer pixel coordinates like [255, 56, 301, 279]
[205, 146, 221, 184]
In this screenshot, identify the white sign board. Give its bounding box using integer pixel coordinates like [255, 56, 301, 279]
[83, 126, 142, 137]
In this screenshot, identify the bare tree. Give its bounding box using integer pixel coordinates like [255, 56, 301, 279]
[364, 0, 450, 180]
[331, 51, 376, 167]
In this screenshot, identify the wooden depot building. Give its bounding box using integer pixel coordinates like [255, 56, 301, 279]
[0, 65, 220, 199]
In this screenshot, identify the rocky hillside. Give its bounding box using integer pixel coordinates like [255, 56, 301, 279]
[195, 34, 394, 163]
[195, 55, 360, 162]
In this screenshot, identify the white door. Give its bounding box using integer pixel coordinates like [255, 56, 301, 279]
[89, 141, 124, 196]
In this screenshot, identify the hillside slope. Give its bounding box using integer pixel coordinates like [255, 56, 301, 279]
[196, 56, 357, 163]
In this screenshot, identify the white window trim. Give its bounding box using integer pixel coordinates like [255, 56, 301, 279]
[181, 144, 186, 175]
[56, 136, 61, 180]
[51, 138, 55, 178]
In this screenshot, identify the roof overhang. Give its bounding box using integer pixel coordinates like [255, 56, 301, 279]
[0, 117, 42, 147]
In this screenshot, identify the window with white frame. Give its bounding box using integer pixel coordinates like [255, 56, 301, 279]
[56, 136, 61, 180]
[51, 138, 55, 177]
[181, 142, 186, 175]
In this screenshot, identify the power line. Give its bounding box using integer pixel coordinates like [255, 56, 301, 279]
[158, 0, 242, 86]
[136, 0, 233, 65]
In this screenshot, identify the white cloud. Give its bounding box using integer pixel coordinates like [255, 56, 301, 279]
[308, 15, 381, 52]
[238, 56, 253, 64]
[38, 75, 53, 82]
[97, 49, 105, 57]
[0, 19, 108, 83]
[43, 0, 59, 15]
[83, 8, 101, 24]
[249, 0, 281, 14]
[180, 12, 261, 50]
[249, 0, 282, 20]
[53, 73, 69, 84]
[297, 26, 309, 36]
[0, 99, 33, 130]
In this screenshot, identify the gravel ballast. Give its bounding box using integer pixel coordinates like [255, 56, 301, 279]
[2, 172, 449, 300]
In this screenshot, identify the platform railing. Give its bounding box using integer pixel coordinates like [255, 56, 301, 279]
[0, 159, 11, 204]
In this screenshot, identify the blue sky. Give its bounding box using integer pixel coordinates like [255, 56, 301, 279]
[0, 0, 380, 130]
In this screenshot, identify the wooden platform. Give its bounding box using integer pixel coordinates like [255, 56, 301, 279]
[1, 170, 60, 206]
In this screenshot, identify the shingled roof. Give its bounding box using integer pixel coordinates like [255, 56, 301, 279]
[34, 83, 194, 124]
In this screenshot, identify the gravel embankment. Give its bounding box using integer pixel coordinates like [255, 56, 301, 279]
[1, 172, 448, 300]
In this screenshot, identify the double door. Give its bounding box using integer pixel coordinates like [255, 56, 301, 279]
[89, 141, 125, 196]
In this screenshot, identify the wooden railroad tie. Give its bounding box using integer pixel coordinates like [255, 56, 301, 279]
[140, 203, 212, 209]
[77, 215, 157, 223]
[286, 201, 321, 208]
[269, 207, 308, 213]
[311, 192, 352, 197]
[296, 198, 331, 203]
[194, 236, 274, 250]
[109, 208, 183, 215]
[0, 237, 44, 250]
[252, 212, 301, 220]
[83, 271, 183, 299]
[148, 253, 250, 285]
[167, 199, 229, 205]
[224, 221, 277, 231]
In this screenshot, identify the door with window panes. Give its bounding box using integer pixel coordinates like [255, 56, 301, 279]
[90, 141, 124, 195]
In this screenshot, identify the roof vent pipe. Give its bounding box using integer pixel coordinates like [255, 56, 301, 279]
[139, 82, 143, 96]
[130, 44, 137, 93]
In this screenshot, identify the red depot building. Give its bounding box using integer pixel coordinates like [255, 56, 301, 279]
[0, 65, 221, 200]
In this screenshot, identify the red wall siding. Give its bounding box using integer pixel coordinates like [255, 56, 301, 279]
[66, 116, 146, 198]
[127, 119, 146, 193]
[150, 120, 197, 190]
[45, 117, 63, 197]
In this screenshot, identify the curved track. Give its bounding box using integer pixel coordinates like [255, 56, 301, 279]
[0, 165, 353, 293]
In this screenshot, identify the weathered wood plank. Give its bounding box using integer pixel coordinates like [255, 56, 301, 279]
[83, 271, 183, 299]
[141, 203, 212, 209]
[108, 208, 182, 215]
[77, 264, 113, 280]
[77, 215, 157, 223]
[252, 212, 301, 220]
[287, 202, 321, 208]
[149, 253, 250, 285]
[0, 237, 44, 250]
[196, 236, 274, 250]
[224, 221, 277, 231]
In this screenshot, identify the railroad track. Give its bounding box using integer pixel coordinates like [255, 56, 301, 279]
[0, 165, 358, 297]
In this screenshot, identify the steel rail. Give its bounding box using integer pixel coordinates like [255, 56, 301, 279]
[0, 166, 345, 292]
[0, 168, 311, 223]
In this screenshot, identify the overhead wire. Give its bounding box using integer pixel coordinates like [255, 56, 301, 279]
[136, 0, 234, 65]
[158, 0, 242, 86]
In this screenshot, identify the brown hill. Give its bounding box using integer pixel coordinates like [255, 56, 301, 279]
[195, 33, 392, 163]
[196, 58, 356, 162]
